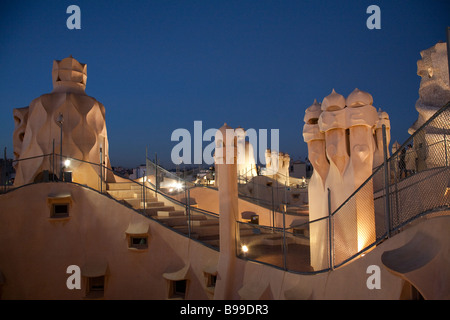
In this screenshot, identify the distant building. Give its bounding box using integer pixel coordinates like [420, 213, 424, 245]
[129, 165, 146, 180]
[289, 159, 307, 179]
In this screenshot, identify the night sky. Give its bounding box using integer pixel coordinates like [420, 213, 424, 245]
[1, 0, 449, 168]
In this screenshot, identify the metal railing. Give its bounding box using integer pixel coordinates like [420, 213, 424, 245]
[145, 155, 308, 225]
[3, 101, 449, 273]
[237, 101, 450, 274]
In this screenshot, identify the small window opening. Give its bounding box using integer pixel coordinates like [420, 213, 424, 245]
[86, 276, 105, 298]
[206, 274, 217, 289]
[293, 227, 309, 237]
[52, 203, 69, 218]
[130, 236, 148, 249]
[170, 279, 187, 299]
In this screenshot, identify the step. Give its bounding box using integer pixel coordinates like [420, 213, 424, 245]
[190, 225, 220, 236]
[121, 197, 159, 207]
[157, 210, 185, 217]
[286, 206, 309, 216]
[107, 190, 138, 199]
[107, 182, 134, 190]
[122, 199, 161, 209]
[238, 228, 261, 238]
[123, 198, 141, 207]
[155, 212, 205, 227]
[156, 216, 189, 227]
[191, 218, 219, 226]
[170, 222, 220, 235]
[197, 233, 220, 241]
[155, 213, 206, 221]
[144, 201, 166, 208]
[171, 226, 200, 237]
[143, 206, 176, 216]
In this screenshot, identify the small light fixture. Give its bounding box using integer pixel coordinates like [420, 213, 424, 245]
[64, 159, 71, 167]
[56, 113, 64, 126]
[241, 245, 249, 254]
[170, 182, 183, 191]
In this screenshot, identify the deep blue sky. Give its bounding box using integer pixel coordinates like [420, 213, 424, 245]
[1, 1, 449, 168]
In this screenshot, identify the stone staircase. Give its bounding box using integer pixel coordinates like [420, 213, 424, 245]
[106, 181, 223, 248]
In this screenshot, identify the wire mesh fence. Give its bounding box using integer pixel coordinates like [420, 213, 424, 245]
[386, 105, 450, 233]
[2, 101, 449, 273]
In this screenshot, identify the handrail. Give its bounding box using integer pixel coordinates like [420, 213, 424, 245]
[1, 153, 221, 251]
[3, 101, 449, 275]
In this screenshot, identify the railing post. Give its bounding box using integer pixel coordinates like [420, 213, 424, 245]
[282, 182, 287, 270]
[382, 124, 391, 238]
[155, 152, 158, 194]
[142, 176, 146, 214]
[444, 130, 448, 167]
[327, 188, 333, 270]
[58, 113, 63, 181]
[271, 183, 275, 231]
[100, 146, 103, 193]
[2, 147, 6, 193]
[446, 27, 450, 89]
[60, 130, 62, 181]
[187, 187, 191, 238]
[52, 139, 55, 181]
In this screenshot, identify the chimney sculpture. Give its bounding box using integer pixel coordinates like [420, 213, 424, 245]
[13, 56, 115, 189]
[303, 89, 388, 270]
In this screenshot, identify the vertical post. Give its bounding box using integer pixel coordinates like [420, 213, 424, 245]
[52, 139, 55, 181]
[382, 125, 391, 238]
[57, 113, 64, 181]
[446, 27, 450, 88]
[3, 147, 6, 193]
[60, 121, 63, 180]
[327, 188, 333, 270]
[271, 183, 275, 230]
[282, 182, 287, 270]
[184, 180, 188, 236]
[393, 153, 400, 227]
[142, 176, 146, 213]
[187, 187, 191, 238]
[444, 130, 448, 167]
[143, 150, 147, 213]
[155, 152, 158, 193]
[145, 146, 149, 192]
[100, 146, 103, 193]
